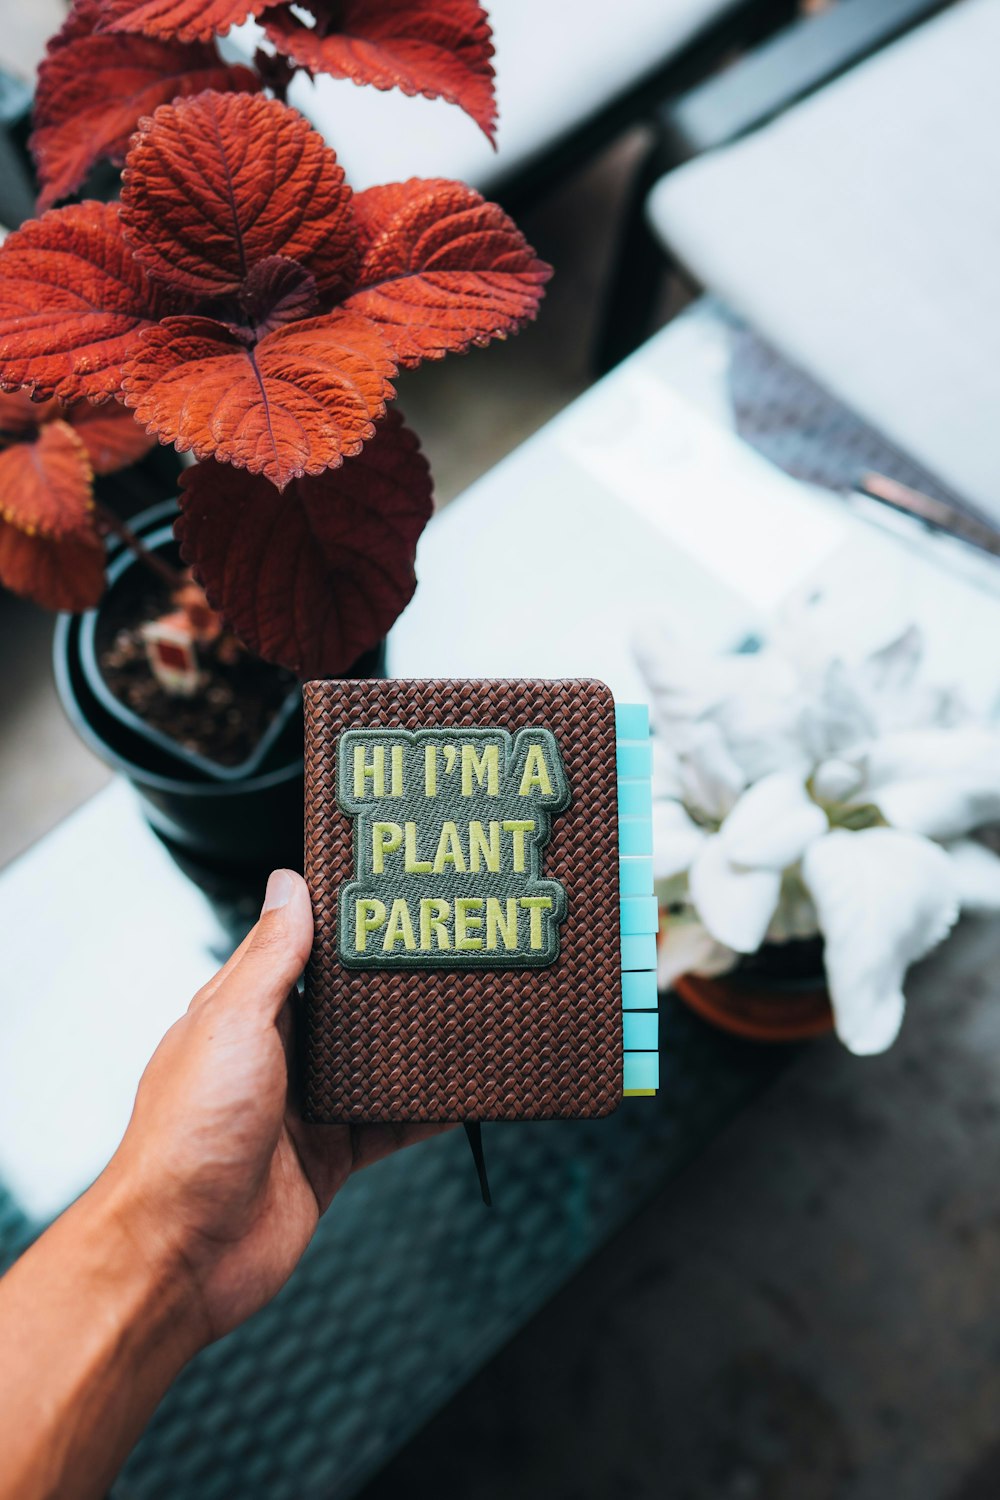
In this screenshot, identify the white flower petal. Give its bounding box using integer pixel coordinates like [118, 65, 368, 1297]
[651, 737, 684, 800]
[802, 829, 958, 1056]
[657, 913, 738, 988]
[862, 625, 923, 695]
[856, 729, 1000, 839]
[719, 768, 828, 871]
[861, 726, 1000, 784]
[651, 799, 706, 880]
[675, 721, 747, 822]
[634, 629, 794, 726]
[812, 758, 863, 802]
[946, 839, 1000, 914]
[797, 660, 877, 761]
[710, 693, 808, 783]
[876, 779, 1000, 840]
[689, 835, 782, 953]
[861, 627, 968, 733]
[635, 627, 804, 784]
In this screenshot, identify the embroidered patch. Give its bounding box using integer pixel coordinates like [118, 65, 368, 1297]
[336, 726, 570, 969]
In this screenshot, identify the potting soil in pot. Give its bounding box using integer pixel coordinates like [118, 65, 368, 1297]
[95, 571, 297, 768]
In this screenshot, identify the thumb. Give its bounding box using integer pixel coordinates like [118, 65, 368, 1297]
[213, 869, 314, 1022]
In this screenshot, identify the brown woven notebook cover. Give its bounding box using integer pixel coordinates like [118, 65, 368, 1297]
[303, 678, 622, 1123]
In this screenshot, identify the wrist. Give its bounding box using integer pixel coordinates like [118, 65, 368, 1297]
[83, 1157, 211, 1365]
[0, 1161, 208, 1500]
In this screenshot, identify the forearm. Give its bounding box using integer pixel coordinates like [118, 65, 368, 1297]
[0, 1163, 203, 1500]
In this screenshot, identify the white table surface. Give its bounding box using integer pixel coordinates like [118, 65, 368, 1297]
[226, 0, 735, 195]
[391, 301, 1000, 713]
[647, 0, 1000, 525]
[2, 300, 998, 1221]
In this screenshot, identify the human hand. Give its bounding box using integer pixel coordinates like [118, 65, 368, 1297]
[104, 868, 443, 1351]
[0, 870, 445, 1500]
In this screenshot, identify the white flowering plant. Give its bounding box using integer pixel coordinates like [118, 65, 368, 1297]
[637, 616, 1000, 1055]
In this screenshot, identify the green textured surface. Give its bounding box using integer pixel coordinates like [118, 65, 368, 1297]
[94, 1000, 781, 1500]
[336, 726, 570, 971]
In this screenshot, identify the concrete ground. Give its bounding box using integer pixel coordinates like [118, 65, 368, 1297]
[4, 9, 1000, 1500]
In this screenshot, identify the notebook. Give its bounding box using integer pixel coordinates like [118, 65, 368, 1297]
[301, 676, 651, 1123]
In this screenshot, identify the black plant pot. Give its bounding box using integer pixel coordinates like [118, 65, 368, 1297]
[78, 514, 304, 785]
[53, 498, 384, 902]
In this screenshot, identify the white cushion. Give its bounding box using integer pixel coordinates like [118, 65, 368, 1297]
[647, 0, 1000, 522]
[229, 0, 735, 194]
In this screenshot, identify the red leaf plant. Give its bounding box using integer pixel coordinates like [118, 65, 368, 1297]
[0, 93, 546, 492]
[32, 0, 496, 212]
[0, 8, 548, 686]
[0, 389, 153, 610]
[32, 0, 261, 211]
[175, 411, 433, 678]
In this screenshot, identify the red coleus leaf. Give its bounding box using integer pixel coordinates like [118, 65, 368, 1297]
[32, 0, 260, 211]
[0, 523, 107, 612]
[175, 409, 432, 676]
[120, 91, 357, 299]
[0, 419, 92, 536]
[0, 420, 105, 610]
[239, 256, 319, 336]
[121, 309, 396, 487]
[46, 0, 101, 51]
[344, 178, 551, 364]
[99, 0, 256, 45]
[0, 386, 152, 473]
[65, 398, 157, 474]
[0, 201, 175, 403]
[262, 0, 496, 142]
[0, 89, 546, 488]
[0, 389, 44, 439]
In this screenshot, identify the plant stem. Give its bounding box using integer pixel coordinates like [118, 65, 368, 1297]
[95, 504, 186, 590]
[252, 47, 295, 103]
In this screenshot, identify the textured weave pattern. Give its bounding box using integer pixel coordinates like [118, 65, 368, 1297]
[303, 678, 622, 1123]
[728, 315, 991, 521]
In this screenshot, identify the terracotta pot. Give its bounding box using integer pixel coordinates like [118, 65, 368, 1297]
[673, 941, 834, 1043]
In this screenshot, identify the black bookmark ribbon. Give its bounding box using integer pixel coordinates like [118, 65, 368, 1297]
[464, 1121, 492, 1206]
